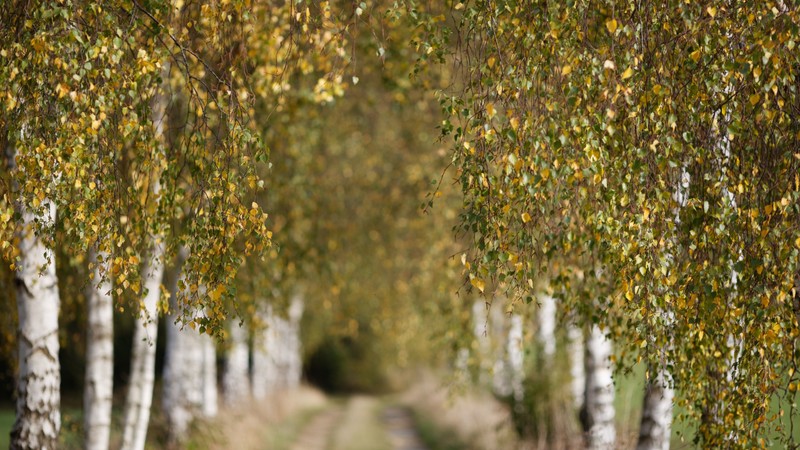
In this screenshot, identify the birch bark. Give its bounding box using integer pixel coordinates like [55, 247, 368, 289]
[9, 194, 60, 450]
[537, 294, 557, 359]
[636, 166, 689, 450]
[120, 65, 170, 450]
[223, 322, 251, 405]
[286, 296, 304, 388]
[162, 266, 216, 442]
[119, 240, 164, 450]
[83, 248, 114, 450]
[7, 132, 61, 450]
[490, 300, 511, 397]
[637, 371, 674, 450]
[252, 305, 278, 399]
[567, 324, 585, 411]
[506, 313, 525, 402]
[584, 324, 616, 450]
[472, 300, 490, 384]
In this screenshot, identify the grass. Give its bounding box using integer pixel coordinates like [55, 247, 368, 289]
[259, 405, 328, 450]
[0, 407, 13, 449]
[331, 396, 391, 450]
[409, 408, 468, 450]
[397, 371, 524, 450]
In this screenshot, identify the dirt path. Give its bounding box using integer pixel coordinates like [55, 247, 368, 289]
[382, 406, 428, 450]
[288, 405, 344, 450]
[285, 397, 428, 450]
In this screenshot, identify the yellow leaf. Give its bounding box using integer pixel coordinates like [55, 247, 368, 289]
[486, 102, 496, 118]
[690, 49, 702, 63]
[561, 65, 572, 76]
[749, 93, 760, 106]
[621, 67, 634, 80]
[57, 83, 70, 99]
[521, 212, 531, 223]
[605, 18, 618, 34]
[706, 6, 717, 18]
[209, 284, 226, 301]
[470, 277, 486, 293]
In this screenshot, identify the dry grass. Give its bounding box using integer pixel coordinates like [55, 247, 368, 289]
[330, 396, 391, 450]
[398, 371, 532, 450]
[208, 385, 329, 450]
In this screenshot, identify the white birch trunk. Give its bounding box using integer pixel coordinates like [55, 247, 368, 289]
[537, 294, 557, 358]
[490, 300, 511, 397]
[274, 316, 291, 389]
[635, 166, 687, 448]
[9, 194, 61, 450]
[584, 324, 616, 450]
[120, 64, 170, 450]
[506, 313, 525, 402]
[252, 305, 278, 399]
[162, 269, 216, 442]
[83, 248, 114, 450]
[286, 297, 304, 388]
[472, 300, 490, 384]
[567, 324, 585, 410]
[120, 240, 165, 450]
[202, 331, 218, 417]
[162, 309, 204, 442]
[223, 322, 251, 406]
[637, 372, 674, 450]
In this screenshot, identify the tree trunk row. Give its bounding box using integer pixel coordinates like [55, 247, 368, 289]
[467, 294, 674, 450]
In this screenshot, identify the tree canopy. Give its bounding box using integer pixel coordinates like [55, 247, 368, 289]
[406, 0, 800, 446]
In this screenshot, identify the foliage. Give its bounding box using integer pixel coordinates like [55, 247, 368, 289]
[405, 0, 800, 446]
[234, 0, 464, 384]
[0, 0, 270, 334]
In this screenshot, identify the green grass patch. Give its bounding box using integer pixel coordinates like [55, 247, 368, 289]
[0, 407, 14, 449]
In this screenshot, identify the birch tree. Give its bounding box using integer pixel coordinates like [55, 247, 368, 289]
[119, 66, 170, 450]
[404, 1, 800, 445]
[566, 324, 585, 411]
[536, 293, 557, 359]
[251, 305, 278, 400]
[583, 325, 615, 449]
[83, 247, 113, 450]
[637, 371, 675, 450]
[6, 136, 60, 450]
[223, 322, 251, 406]
[120, 238, 165, 450]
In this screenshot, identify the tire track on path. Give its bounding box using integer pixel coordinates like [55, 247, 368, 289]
[288, 404, 343, 450]
[382, 406, 428, 450]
